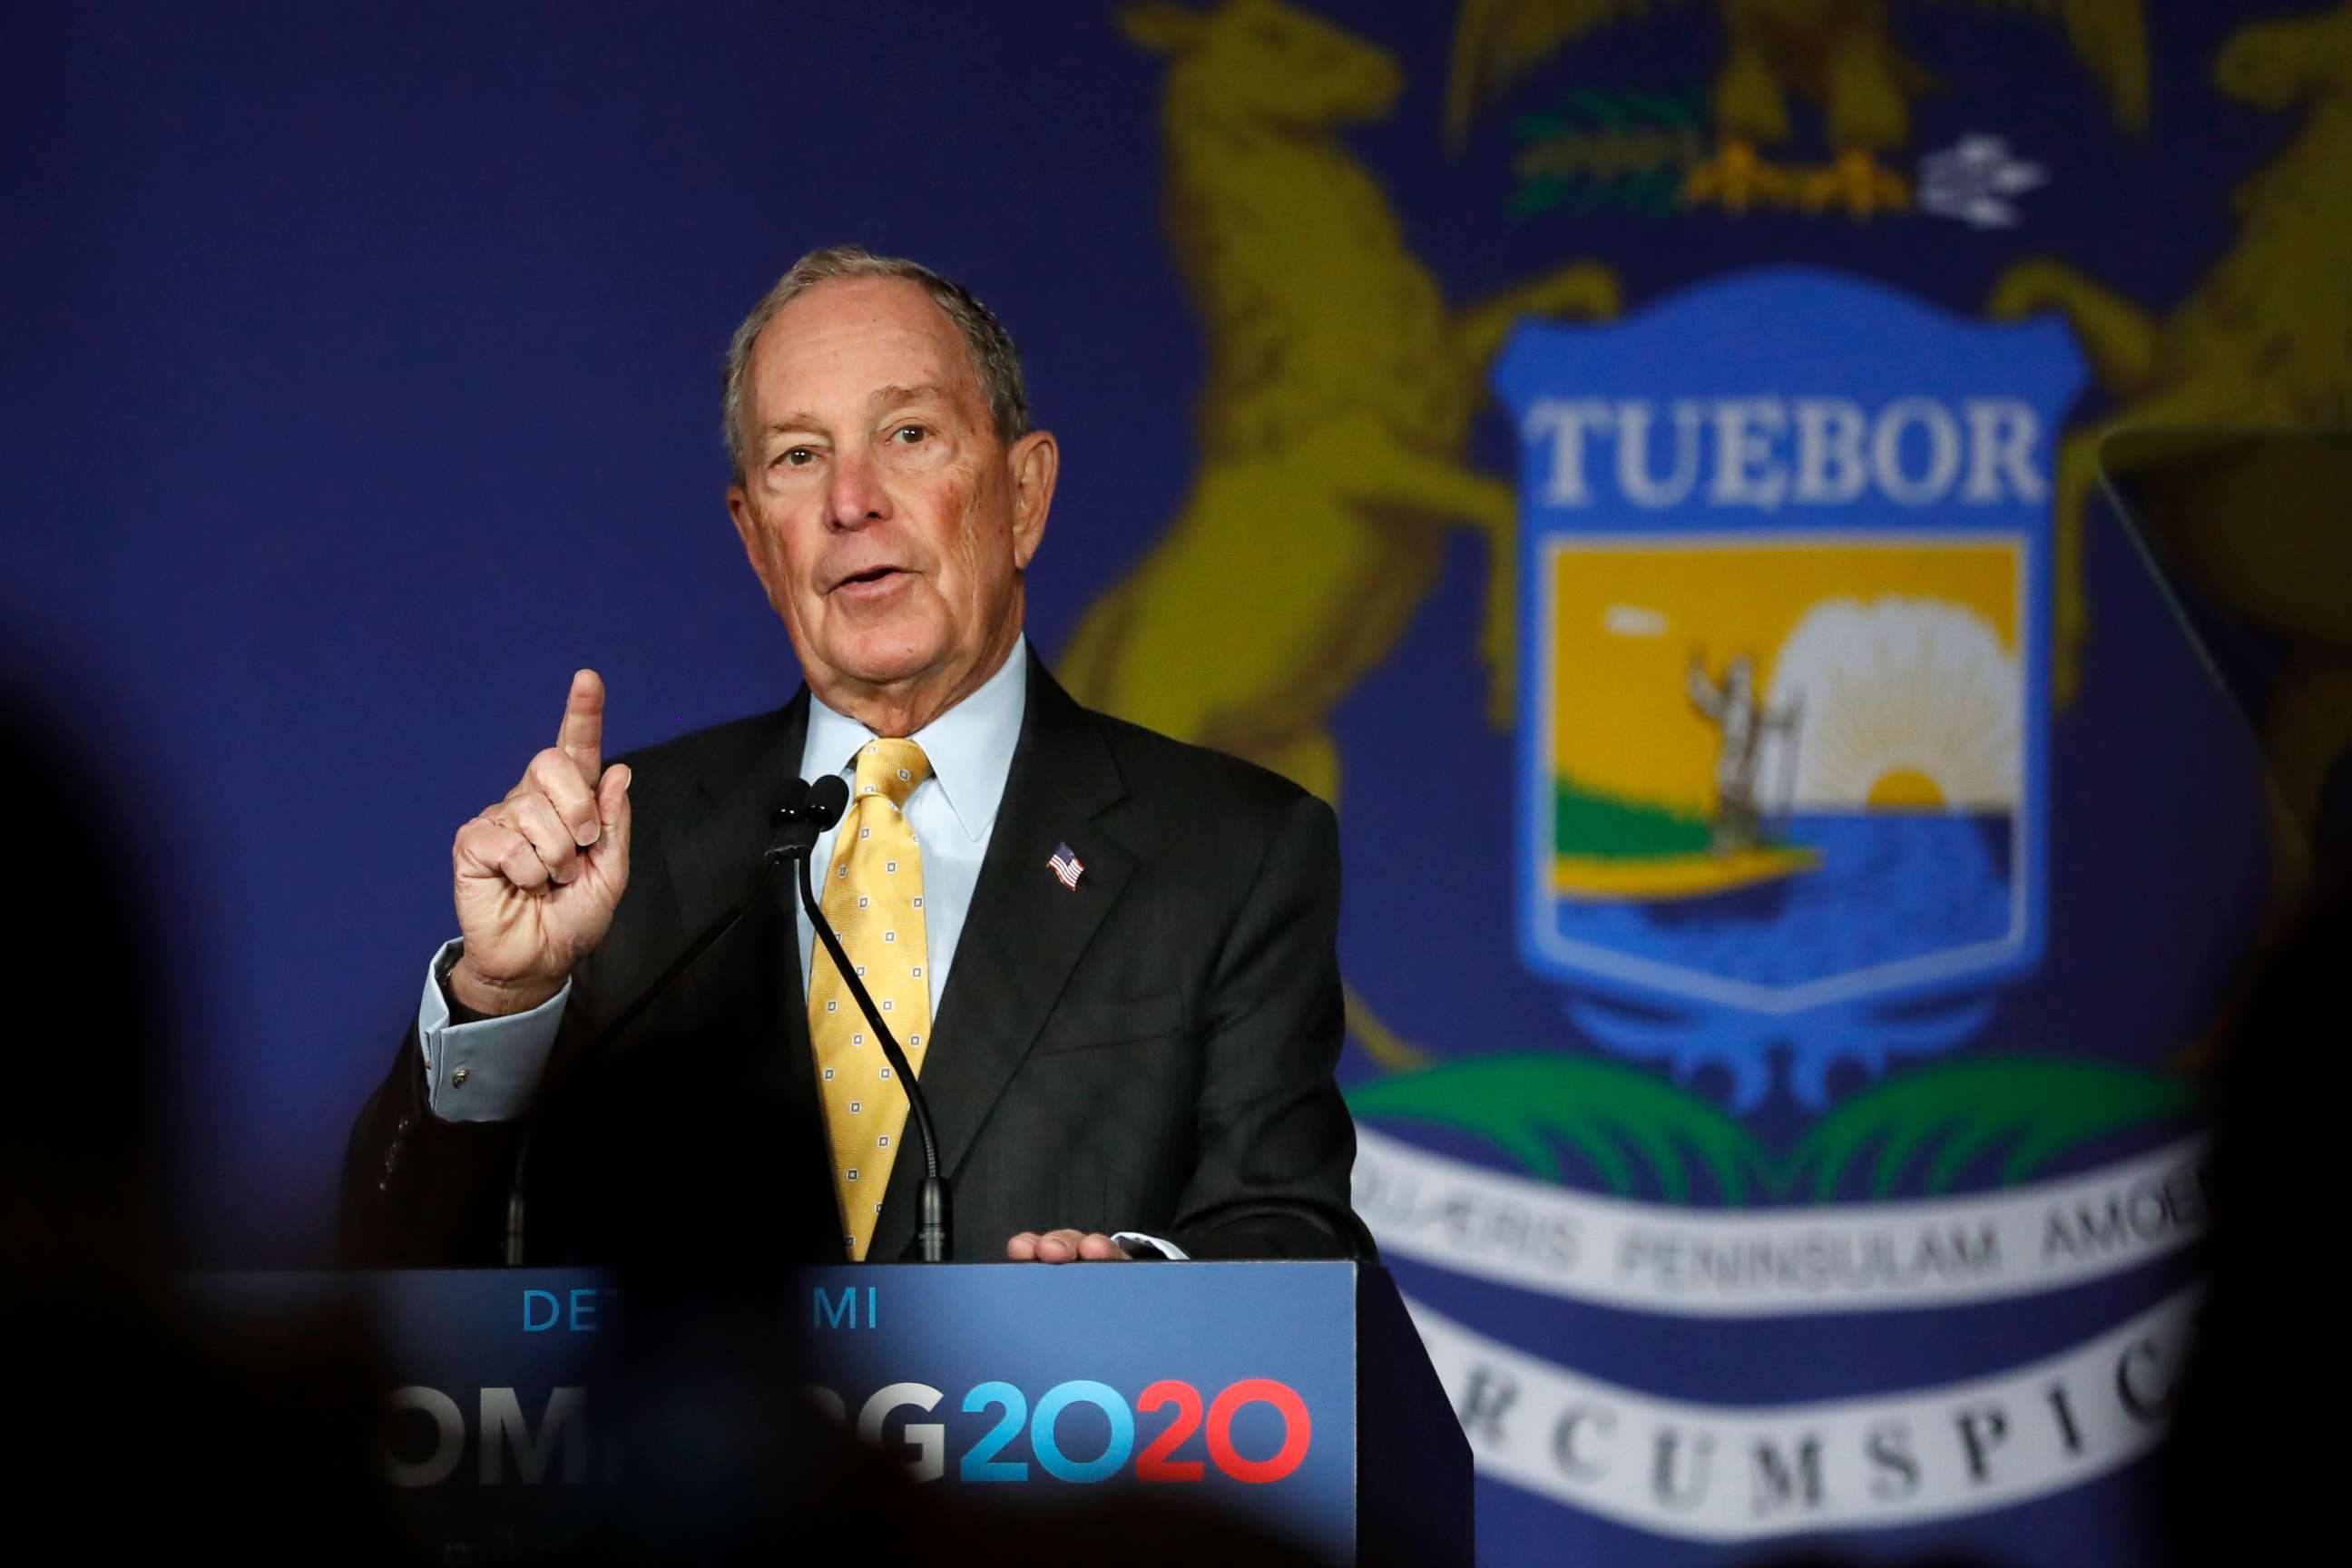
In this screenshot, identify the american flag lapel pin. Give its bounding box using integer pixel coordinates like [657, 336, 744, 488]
[1047, 841, 1085, 890]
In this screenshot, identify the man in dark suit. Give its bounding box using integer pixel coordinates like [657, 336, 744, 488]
[342, 247, 1369, 1268]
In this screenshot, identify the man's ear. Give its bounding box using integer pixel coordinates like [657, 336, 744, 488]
[725, 483, 757, 558]
[725, 482, 777, 591]
[1006, 430, 1059, 571]
[1117, 1, 1202, 54]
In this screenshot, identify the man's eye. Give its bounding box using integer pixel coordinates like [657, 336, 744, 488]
[891, 425, 927, 445]
[781, 447, 816, 467]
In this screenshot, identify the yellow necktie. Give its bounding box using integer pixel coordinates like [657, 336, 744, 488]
[810, 739, 934, 1261]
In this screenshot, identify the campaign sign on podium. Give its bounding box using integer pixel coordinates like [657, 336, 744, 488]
[188, 1262, 1467, 1564]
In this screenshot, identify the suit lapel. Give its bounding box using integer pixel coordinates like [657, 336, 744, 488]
[573, 694, 810, 1057]
[871, 661, 1133, 1259]
[637, 691, 836, 1250]
[661, 690, 812, 990]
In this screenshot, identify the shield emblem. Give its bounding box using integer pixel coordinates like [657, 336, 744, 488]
[1497, 271, 2083, 1107]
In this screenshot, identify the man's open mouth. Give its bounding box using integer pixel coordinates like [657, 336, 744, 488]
[833, 566, 904, 592]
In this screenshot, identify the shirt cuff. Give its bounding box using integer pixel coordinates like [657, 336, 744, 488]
[416, 939, 569, 1123]
[1110, 1231, 1189, 1261]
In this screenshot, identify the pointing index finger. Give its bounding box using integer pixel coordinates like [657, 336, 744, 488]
[557, 669, 604, 784]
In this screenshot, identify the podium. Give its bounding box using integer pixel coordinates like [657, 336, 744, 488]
[191, 1263, 1469, 1563]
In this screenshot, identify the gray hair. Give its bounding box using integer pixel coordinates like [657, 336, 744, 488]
[721, 245, 1031, 479]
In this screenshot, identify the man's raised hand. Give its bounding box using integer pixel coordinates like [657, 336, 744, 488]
[448, 670, 633, 1015]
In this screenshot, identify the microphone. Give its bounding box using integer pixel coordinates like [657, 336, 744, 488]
[505, 775, 856, 1265]
[766, 774, 832, 862]
[780, 773, 954, 1264]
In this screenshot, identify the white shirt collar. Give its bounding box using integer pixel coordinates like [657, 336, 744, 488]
[800, 637, 1029, 844]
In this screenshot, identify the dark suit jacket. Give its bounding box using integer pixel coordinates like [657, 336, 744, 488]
[341, 656, 1372, 1267]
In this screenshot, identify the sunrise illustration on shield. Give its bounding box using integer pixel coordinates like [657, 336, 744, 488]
[1537, 536, 2025, 990]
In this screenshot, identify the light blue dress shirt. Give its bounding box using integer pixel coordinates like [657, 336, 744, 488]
[410, 638, 1181, 1257]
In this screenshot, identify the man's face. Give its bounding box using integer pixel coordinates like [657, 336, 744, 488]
[725, 276, 1055, 731]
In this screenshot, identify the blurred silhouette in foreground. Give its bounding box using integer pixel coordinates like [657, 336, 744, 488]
[2117, 431, 2346, 1556]
[3, 672, 400, 1561]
